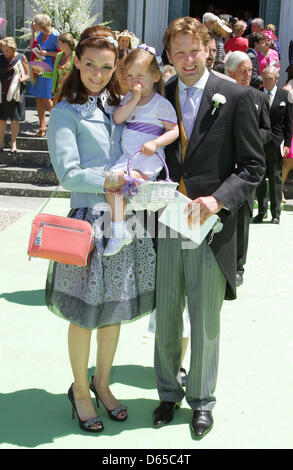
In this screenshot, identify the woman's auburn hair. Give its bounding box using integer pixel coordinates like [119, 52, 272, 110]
[60, 25, 120, 106]
[163, 16, 210, 51]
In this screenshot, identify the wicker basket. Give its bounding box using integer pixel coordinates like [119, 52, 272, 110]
[125, 150, 178, 211]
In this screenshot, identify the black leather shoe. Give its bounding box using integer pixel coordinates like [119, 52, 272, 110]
[252, 214, 264, 223]
[271, 217, 280, 224]
[236, 272, 243, 287]
[191, 411, 213, 439]
[153, 401, 181, 427]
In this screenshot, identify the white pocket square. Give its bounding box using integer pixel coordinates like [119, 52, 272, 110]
[280, 101, 286, 106]
[255, 104, 259, 110]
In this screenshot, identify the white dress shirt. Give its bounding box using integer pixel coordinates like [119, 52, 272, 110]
[178, 68, 210, 130]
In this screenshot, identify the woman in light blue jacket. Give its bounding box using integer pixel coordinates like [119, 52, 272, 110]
[46, 26, 156, 433]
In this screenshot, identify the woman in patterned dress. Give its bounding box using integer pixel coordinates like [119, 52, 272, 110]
[46, 25, 156, 433]
[211, 17, 232, 63]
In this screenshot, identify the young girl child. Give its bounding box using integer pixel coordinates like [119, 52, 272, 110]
[103, 44, 179, 256]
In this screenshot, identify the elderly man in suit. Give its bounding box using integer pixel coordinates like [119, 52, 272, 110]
[253, 65, 293, 224]
[153, 17, 265, 438]
[225, 51, 272, 286]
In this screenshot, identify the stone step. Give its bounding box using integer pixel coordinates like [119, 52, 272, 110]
[0, 165, 58, 185]
[0, 149, 51, 168]
[4, 134, 48, 151]
[0, 182, 70, 198]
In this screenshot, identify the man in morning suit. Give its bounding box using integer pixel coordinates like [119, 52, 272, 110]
[153, 17, 265, 439]
[254, 65, 293, 224]
[225, 51, 272, 286]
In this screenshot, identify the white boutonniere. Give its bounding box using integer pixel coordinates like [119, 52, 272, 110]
[211, 93, 226, 115]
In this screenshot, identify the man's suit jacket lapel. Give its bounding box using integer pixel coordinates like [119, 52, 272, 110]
[165, 77, 181, 164]
[166, 72, 224, 163]
[269, 87, 281, 116]
[185, 71, 221, 161]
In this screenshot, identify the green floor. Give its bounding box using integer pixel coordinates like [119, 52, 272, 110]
[0, 198, 293, 449]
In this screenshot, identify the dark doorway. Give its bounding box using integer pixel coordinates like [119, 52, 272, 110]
[189, 1, 260, 21]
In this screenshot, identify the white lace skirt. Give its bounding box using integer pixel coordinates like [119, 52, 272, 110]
[45, 208, 156, 329]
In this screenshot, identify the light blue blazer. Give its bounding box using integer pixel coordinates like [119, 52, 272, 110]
[47, 97, 123, 209]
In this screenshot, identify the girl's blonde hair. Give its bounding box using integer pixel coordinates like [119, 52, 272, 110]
[33, 13, 52, 30]
[0, 36, 17, 51]
[124, 48, 164, 95]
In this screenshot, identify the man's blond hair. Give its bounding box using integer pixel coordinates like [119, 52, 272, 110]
[163, 17, 210, 52]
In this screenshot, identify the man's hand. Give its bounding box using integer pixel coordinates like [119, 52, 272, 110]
[184, 196, 224, 226]
[283, 146, 290, 157]
[141, 140, 157, 156]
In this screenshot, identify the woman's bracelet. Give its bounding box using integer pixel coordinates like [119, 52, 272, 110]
[106, 171, 119, 188]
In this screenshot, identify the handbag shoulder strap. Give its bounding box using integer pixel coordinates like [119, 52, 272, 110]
[35, 167, 107, 218]
[34, 184, 61, 216]
[34, 182, 93, 223]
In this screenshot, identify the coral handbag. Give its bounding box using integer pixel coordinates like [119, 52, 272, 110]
[28, 213, 94, 266]
[27, 186, 94, 266]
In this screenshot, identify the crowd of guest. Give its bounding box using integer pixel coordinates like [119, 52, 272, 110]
[194, 10, 292, 287]
[0, 10, 292, 241]
[0, 12, 292, 226]
[0, 9, 292, 216]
